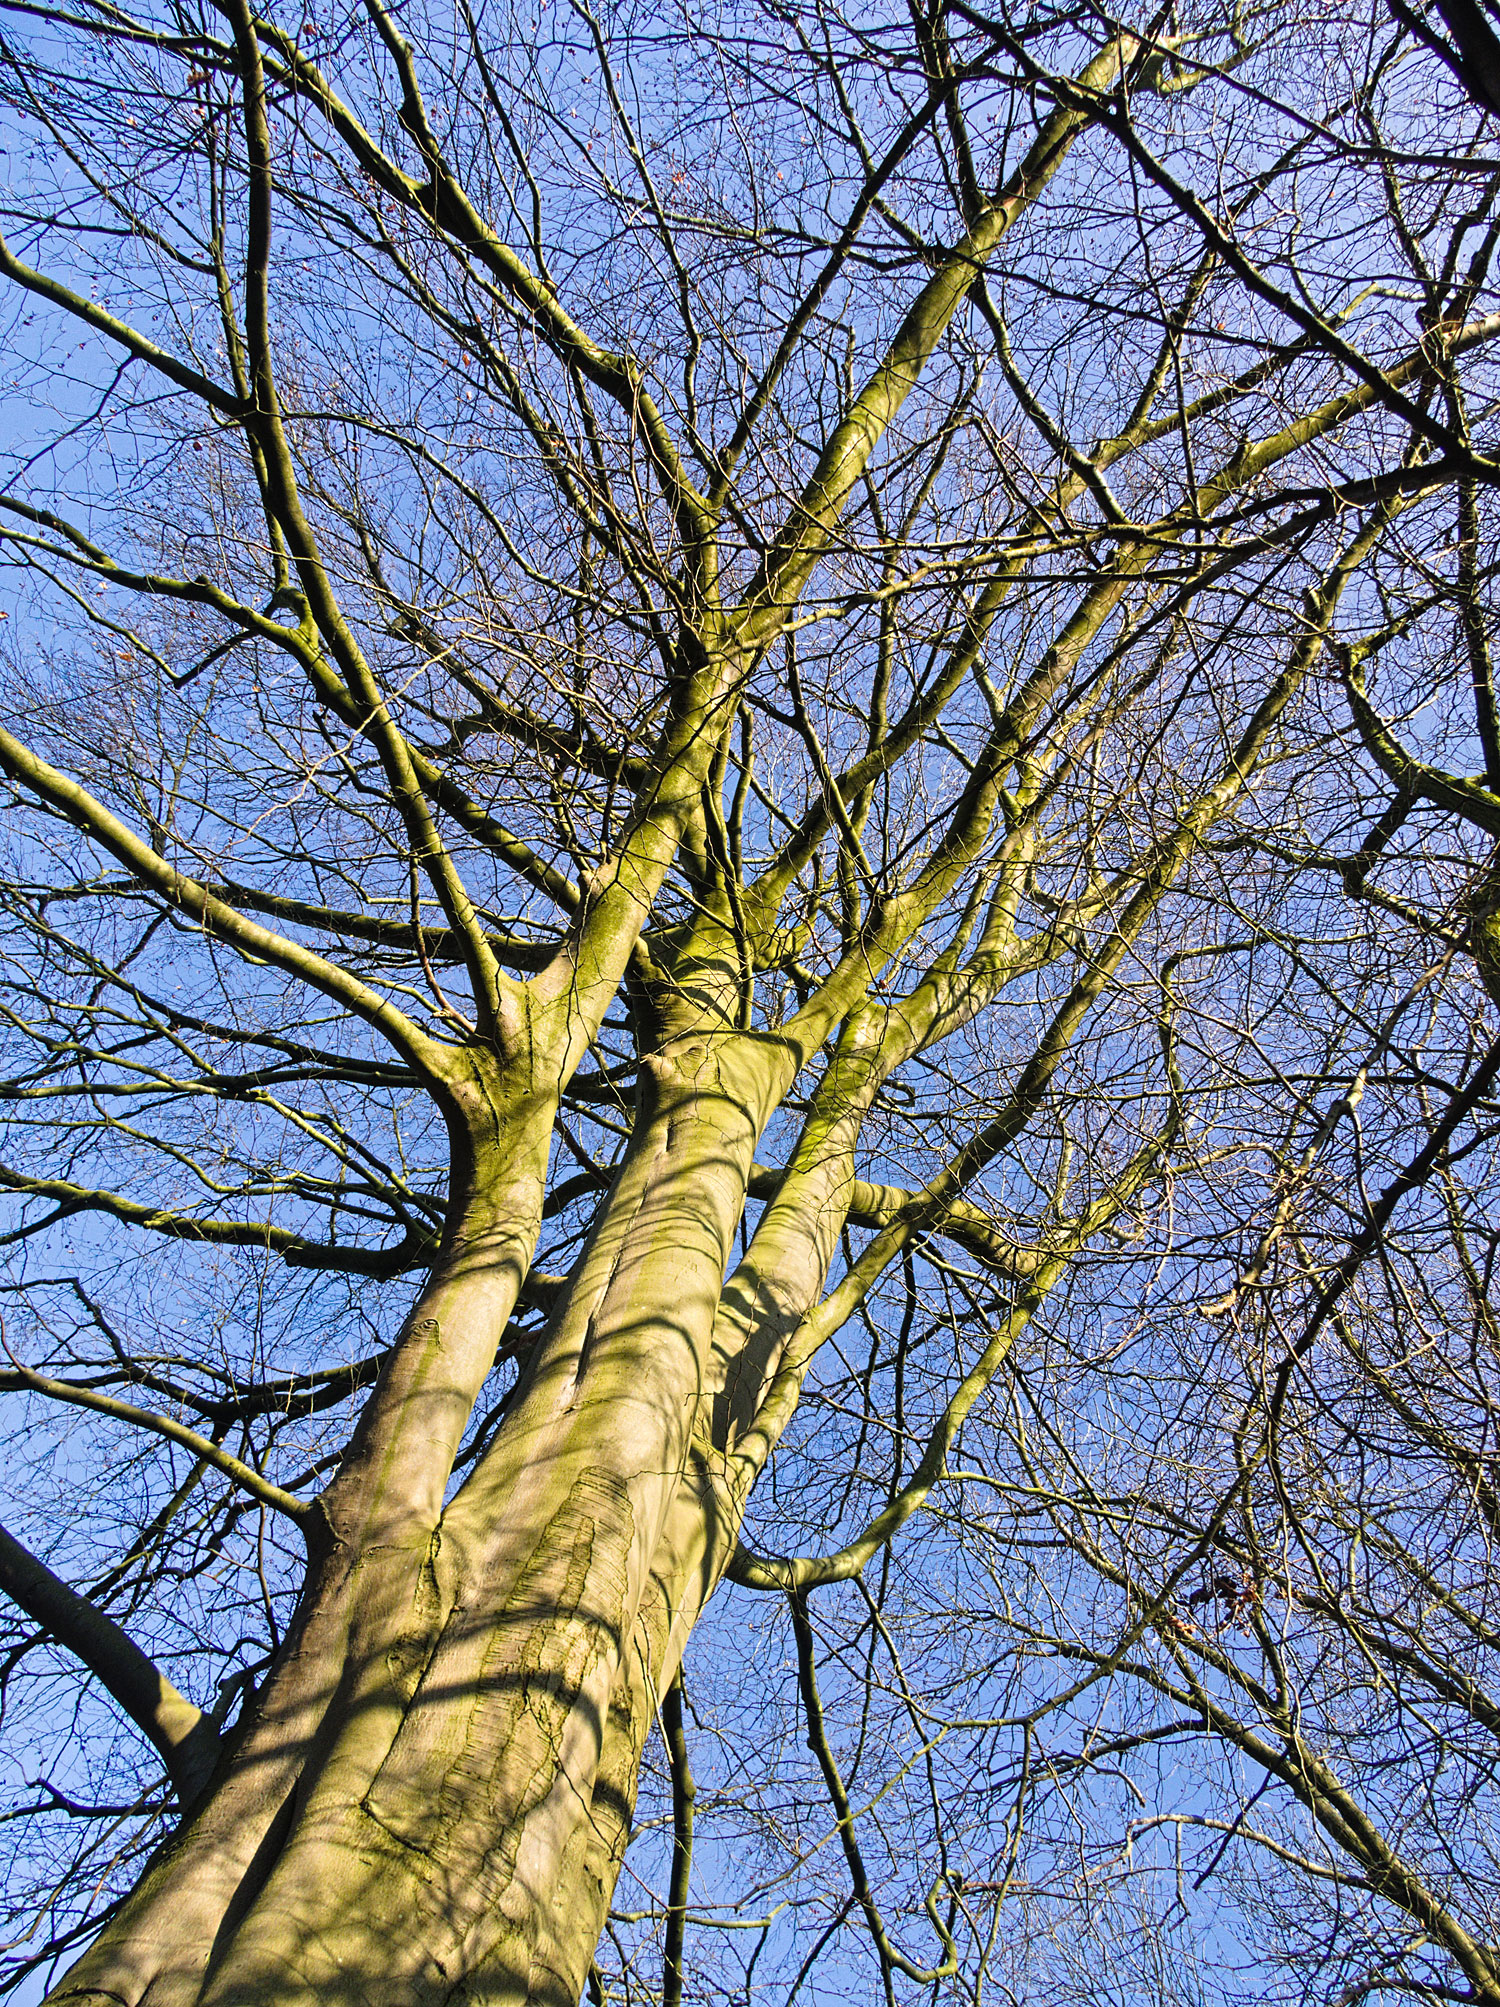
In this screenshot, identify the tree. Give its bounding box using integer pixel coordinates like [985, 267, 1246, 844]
[1, 0, 1499, 1998]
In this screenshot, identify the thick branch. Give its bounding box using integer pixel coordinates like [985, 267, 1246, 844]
[1340, 660, 1500, 837]
[736, 38, 1135, 645]
[0, 1164, 439, 1275]
[0, 718, 450, 1086]
[0, 1521, 219, 1800]
[6, 1363, 317, 1530]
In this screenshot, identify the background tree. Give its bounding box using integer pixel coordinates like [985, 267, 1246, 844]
[1, 0, 1499, 2001]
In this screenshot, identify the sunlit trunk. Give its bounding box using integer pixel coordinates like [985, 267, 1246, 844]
[48, 1038, 779, 2007]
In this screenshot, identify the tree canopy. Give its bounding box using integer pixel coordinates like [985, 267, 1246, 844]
[3, 0, 1500, 2001]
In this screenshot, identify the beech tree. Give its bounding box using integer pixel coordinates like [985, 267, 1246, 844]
[2, 0, 1500, 1999]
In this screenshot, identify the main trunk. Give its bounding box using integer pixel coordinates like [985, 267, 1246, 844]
[46, 1036, 782, 2007]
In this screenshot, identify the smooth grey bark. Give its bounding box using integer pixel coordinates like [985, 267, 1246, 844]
[41, 1028, 783, 2007]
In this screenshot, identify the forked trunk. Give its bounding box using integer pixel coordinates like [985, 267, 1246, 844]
[47, 1038, 779, 2007]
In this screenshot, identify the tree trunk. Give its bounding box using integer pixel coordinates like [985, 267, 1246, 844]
[47, 1035, 779, 2007]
